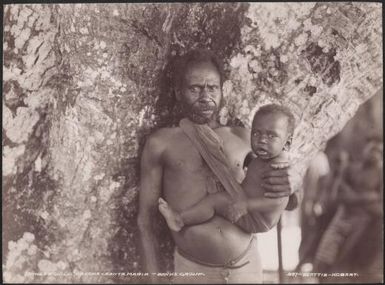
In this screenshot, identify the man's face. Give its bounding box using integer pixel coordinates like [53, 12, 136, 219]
[177, 62, 222, 124]
[251, 113, 290, 160]
[363, 141, 383, 165]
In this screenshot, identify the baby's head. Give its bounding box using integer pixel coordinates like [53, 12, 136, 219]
[251, 104, 295, 160]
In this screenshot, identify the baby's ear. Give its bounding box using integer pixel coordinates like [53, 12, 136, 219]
[284, 135, 293, 151]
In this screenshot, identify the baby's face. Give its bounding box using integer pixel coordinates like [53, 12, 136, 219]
[251, 113, 290, 160]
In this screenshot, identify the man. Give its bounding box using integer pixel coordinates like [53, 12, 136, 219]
[138, 49, 299, 283]
[297, 151, 330, 270]
[314, 136, 383, 282]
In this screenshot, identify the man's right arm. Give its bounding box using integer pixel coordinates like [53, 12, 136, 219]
[137, 133, 164, 279]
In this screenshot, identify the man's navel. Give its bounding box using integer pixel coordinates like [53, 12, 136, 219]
[176, 160, 184, 167]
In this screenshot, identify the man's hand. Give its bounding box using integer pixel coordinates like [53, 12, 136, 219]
[261, 162, 302, 198]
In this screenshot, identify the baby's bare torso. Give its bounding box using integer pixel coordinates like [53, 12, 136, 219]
[243, 152, 288, 197]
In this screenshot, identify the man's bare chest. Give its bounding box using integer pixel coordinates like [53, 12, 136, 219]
[161, 135, 219, 209]
[162, 136, 206, 172]
[163, 130, 247, 170]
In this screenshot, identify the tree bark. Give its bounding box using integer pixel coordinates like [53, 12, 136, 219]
[3, 3, 382, 283]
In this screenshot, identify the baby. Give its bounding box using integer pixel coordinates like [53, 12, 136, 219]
[159, 104, 295, 232]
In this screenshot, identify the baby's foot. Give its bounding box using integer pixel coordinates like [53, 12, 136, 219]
[158, 198, 184, 232]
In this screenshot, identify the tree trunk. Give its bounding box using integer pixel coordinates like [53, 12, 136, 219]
[3, 3, 382, 283]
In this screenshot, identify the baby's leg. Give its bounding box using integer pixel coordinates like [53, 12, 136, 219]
[180, 192, 232, 225]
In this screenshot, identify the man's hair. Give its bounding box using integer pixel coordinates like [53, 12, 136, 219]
[252, 104, 296, 135]
[171, 49, 225, 89]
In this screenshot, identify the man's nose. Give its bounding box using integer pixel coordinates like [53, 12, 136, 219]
[199, 88, 211, 101]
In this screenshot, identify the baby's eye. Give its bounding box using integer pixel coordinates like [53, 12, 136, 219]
[252, 132, 260, 136]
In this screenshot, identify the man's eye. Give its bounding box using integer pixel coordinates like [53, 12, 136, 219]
[207, 85, 219, 92]
[189, 86, 201, 93]
[268, 134, 276, 138]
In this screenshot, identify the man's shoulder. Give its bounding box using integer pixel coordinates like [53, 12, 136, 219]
[148, 126, 176, 138]
[145, 126, 186, 148]
[142, 127, 181, 159]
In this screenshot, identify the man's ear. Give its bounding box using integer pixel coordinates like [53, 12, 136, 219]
[283, 135, 293, 151]
[174, 87, 182, 101]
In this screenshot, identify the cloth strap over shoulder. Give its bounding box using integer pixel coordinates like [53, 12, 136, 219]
[179, 118, 242, 199]
[179, 118, 277, 232]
